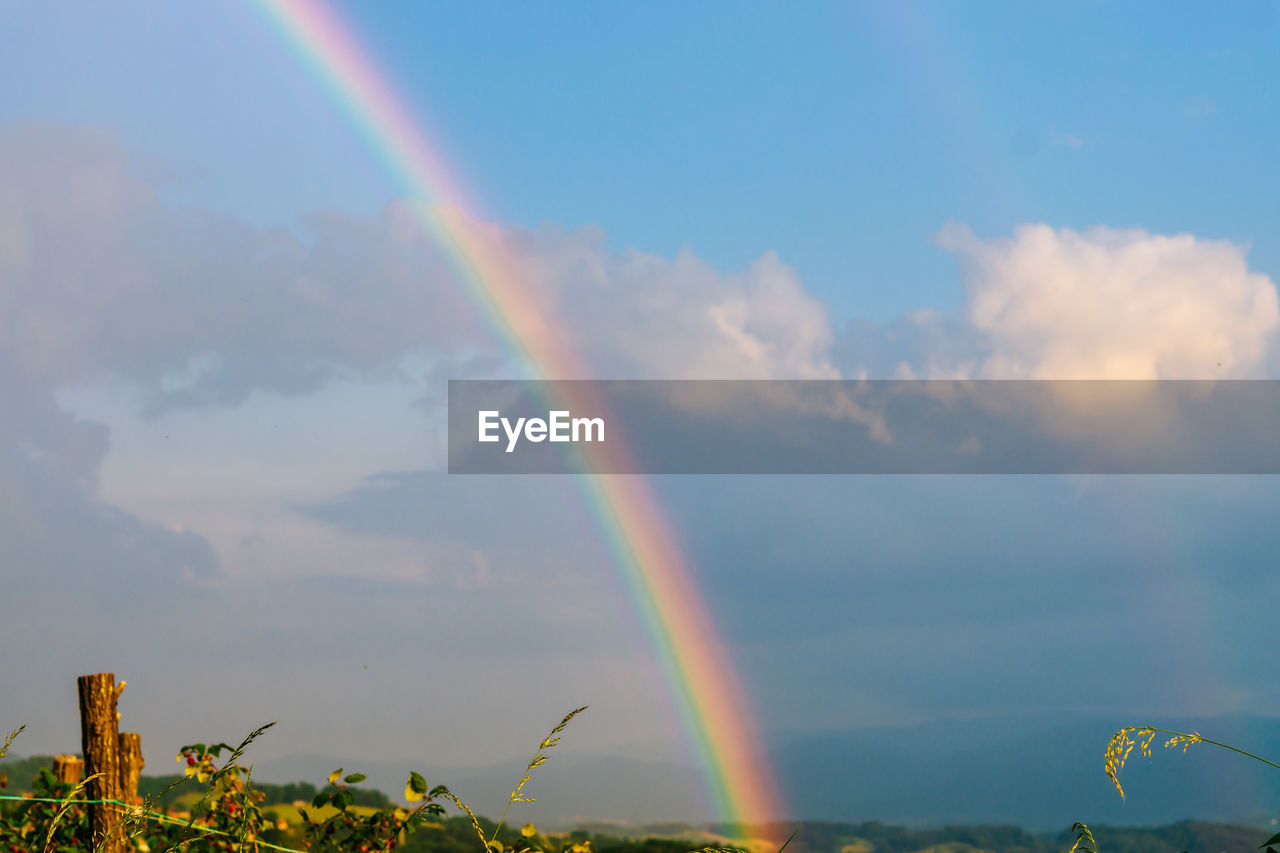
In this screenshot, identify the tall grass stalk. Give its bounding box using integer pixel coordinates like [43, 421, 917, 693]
[43, 771, 101, 853]
[1066, 822, 1098, 853]
[163, 721, 276, 853]
[0, 726, 24, 761]
[1104, 725, 1280, 799]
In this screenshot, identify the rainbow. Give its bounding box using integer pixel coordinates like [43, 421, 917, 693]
[250, 0, 786, 836]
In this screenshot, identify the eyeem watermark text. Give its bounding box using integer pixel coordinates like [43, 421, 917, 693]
[452, 379, 1280, 474]
[478, 410, 606, 453]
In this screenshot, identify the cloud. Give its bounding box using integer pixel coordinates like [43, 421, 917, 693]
[519, 233, 837, 379]
[834, 309, 984, 380]
[0, 123, 480, 403]
[0, 351, 216, 614]
[387, 204, 838, 381]
[1, 123, 836, 410]
[935, 222, 1279, 379]
[0, 120, 838, 588]
[0, 119, 839, 602]
[302, 471, 597, 586]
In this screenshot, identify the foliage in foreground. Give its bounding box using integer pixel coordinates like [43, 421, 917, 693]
[8, 712, 1278, 853]
[0, 710, 595, 853]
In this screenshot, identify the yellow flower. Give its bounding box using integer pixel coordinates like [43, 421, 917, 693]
[1104, 727, 1155, 798]
[1104, 727, 1204, 799]
[1165, 732, 1203, 752]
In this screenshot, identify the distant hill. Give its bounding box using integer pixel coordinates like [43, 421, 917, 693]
[725, 820, 1268, 853]
[0, 754, 55, 792]
[0, 753, 393, 811]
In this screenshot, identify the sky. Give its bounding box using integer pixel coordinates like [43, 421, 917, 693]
[2, 0, 1280, 827]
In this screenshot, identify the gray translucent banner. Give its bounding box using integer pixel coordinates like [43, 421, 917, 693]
[447, 380, 1280, 474]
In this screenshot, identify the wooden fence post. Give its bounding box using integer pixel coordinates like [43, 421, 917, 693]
[118, 732, 144, 805]
[51, 754, 83, 785]
[78, 673, 125, 853]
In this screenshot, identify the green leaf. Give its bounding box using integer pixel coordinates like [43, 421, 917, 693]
[344, 772, 367, 784]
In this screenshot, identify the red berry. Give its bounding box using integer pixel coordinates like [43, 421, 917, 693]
[187, 755, 197, 766]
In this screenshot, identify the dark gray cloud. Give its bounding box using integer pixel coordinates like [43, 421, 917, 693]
[657, 474, 1280, 725]
[305, 466, 1280, 734]
[0, 351, 215, 595]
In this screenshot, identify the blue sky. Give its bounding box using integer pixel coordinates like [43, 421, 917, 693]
[6, 1, 1276, 323]
[3, 0, 1280, 826]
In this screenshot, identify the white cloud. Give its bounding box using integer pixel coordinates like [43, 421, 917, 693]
[401, 208, 839, 380]
[935, 222, 1279, 379]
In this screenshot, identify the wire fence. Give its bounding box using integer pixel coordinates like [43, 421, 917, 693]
[0, 792, 310, 853]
